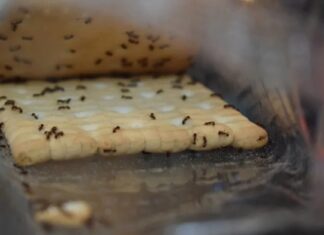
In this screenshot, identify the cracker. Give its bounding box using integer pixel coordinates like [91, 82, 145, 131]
[0, 75, 267, 166]
[0, 1, 194, 79]
[34, 200, 92, 227]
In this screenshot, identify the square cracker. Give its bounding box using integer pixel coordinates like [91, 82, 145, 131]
[0, 0, 194, 79]
[0, 75, 268, 166]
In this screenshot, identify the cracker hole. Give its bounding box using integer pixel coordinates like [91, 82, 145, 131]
[159, 105, 175, 112]
[102, 95, 114, 100]
[20, 100, 33, 105]
[181, 90, 194, 97]
[113, 106, 133, 114]
[93, 83, 107, 89]
[81, 124, 98, 132]
[15, 88, 27, 94]
[140, 91, 155, 99]
[34, 112, 45, 118]
[170, 117, 183, 127]
[130, 121, 144, 128]
[197, 102, 213, 110]
[74, 111, 97, 118]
